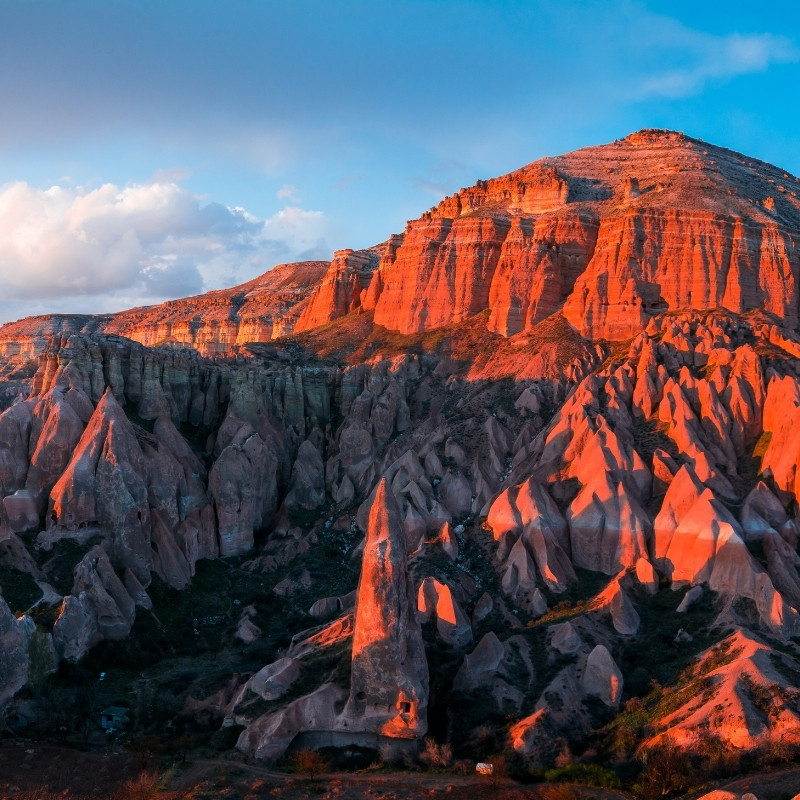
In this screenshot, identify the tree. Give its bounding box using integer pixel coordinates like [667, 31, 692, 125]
[634, 737, 690, 798]
[289, 749, 331, 780]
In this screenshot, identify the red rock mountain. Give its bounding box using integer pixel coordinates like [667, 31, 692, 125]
[3, 129, 799, 363]
[6, 130, 800, 783]
[335, 129, 800, 339]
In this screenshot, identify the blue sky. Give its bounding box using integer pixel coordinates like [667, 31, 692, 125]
[0, 0, 799, 322]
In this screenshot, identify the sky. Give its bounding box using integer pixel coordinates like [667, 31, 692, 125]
[0, 0, 799, 323]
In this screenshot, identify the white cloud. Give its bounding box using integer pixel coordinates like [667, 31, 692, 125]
[639, 29, 798, 98]
[0, 179, 332, 322]
[277, 183, 301, 203]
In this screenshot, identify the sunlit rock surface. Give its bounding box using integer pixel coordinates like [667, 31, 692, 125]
[3, 129, 800, 768]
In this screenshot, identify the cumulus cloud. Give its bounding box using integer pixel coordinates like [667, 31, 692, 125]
[0, 179, 332, 322]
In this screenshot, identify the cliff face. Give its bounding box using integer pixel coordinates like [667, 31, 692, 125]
[562, 210, 800, 338]
[487, 212, 599, 336]
[335, 129, 800, 340]
[294, 249, 381, 333]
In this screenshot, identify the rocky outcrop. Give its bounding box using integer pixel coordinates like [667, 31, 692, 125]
[46, 387, 216, 586]
[509, 642, 623, 764]
[51, 546, 137, 661]
[284, 439, 326, 514]
[295, 250, 379, 332]
[208, 417, 280, 557]
[228, 656, 302, 727]
[487, 478, 575, 594]
[0, 595, 36, 705]
[417, 577, 472, 648]
[25, 376, 90, 514]
[237, 683, 346, 761]
[594, 578, 640, 635]
[641, 631, 800, 753]
[453, 631, 533, 714]
[338, 479, 429, 739]
[47, 389, 152, 582]
[566, 473, 651, 574]
[2, 489, 39, 533]
[582, 644, 624, 706]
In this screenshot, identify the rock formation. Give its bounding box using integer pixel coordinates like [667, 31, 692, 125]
[338, 478, 428, 739]
[4, 129, 800, 778]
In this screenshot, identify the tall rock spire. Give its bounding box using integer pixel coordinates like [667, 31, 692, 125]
[339, 478, 429, 739]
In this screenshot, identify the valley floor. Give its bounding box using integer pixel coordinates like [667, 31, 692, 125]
[3, 741, 800, 800]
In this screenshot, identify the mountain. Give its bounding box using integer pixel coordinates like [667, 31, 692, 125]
[303, 128, 800, 340]
[2, 130, 800, 791]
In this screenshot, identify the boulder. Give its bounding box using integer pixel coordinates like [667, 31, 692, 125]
[237, 683, 346, 760]
[548, 621, 582, 655]
[595, 579, 640, 635]
[245, 657, 301, 702]
[676, 585, 703, 613]
[582, 645, 623, 706]
[236, 615, 262, 644]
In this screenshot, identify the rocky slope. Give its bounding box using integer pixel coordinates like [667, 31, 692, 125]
[0, 260, 328, 372]
[4, 130, 800, 785]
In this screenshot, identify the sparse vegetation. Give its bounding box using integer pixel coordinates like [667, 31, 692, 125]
[0, 562, 41, 613]
[418, 737, 453, 770]
[289, 748, 332, 779]
[544, 763, 622, 789]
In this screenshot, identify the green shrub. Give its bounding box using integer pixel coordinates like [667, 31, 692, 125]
[544, 763, 622, 789]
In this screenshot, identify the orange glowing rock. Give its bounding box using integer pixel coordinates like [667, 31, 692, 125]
[339, 478, 428, 739]
[285, 130, 800, 343]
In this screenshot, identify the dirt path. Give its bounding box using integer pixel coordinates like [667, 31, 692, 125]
[708, 765, 800, 798]
[168, 757, 634, 800]
[12, 743, 796, 800]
